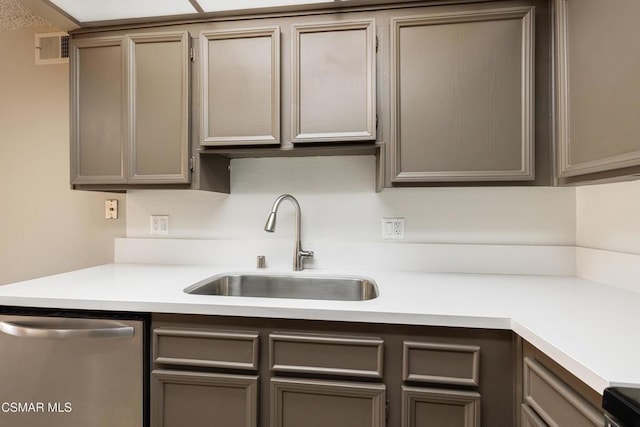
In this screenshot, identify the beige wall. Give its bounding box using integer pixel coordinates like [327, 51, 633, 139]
[0, 26, 125, 285]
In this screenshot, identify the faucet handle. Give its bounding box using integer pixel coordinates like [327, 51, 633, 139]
[300, 250, 314, 259]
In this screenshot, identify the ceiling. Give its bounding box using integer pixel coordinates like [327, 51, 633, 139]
[0, 0, 49, 31]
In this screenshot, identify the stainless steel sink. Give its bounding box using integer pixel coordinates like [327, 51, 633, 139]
[184, 273, 378, 301]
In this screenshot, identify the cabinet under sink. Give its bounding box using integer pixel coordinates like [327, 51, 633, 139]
[151, 313, 516, 427]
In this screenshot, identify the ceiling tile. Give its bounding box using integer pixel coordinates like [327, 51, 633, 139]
[48, 0, 197, 22]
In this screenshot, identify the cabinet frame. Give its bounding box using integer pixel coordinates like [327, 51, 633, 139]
[389, 7, 535, 182]
[291, 19, 376, 143]
[200, 27, 281, 146]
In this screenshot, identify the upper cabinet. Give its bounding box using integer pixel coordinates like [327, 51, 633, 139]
[389, 6, 535, 183]
[71, 31, 191, 187]
[70, 36, 127, 185]
[291, 19, 376, 143]
[128, 32, 191, 184]
[200, 27, 280, 146]
[69, 0, 553, 193]
[556, 0, 640, 184]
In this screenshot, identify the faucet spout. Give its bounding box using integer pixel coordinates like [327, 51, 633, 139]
[264, 194, 313, 271]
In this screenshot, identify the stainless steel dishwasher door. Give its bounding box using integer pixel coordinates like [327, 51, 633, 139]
[0, 315, 143, 427]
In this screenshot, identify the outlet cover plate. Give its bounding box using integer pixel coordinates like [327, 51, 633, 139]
[150, 215, 169, 235]
[382, 217, 404, 239]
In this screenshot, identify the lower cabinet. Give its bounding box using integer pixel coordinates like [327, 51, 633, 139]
[521, 340, 604, 427]
[152, 370, 258, 427]
[268, 332, 386, 427]
[151, 314, 516, 427]
[402, 387, 480, 427]
[522, 403, 548, 427]
[271, 378, 386, 427]
[400, 342, 481, 427]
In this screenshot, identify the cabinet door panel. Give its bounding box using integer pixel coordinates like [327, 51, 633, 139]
[556, 0, 640, 177]
[523, 357, 604, 427]
[292, 20, 376, 143]
[129, 32, 190, 184]
[152, 370, 257, 427]
[401, 386, 480, 427]
[153, 328, 259, 370]
[271, 378, 385, 427]
[402, 341, 480, 387]
[201, 27, 280, 146]
[390, 7, 534, 182]
[269, 332, 384, 379]
[71, 37, 126, 184]
[522, 404, 548, 427]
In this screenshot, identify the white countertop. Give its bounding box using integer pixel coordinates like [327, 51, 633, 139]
[0, 262, 638, 395]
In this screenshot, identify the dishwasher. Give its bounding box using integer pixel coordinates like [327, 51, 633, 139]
[604, 387, 640, 427]
[0, 308, 147, 427]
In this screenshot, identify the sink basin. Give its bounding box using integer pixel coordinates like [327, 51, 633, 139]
[184, 273, 378, 301]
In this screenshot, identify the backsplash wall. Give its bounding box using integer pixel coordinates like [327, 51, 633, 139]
[126, 156, 576, 245]
[577, 180, 640, 255]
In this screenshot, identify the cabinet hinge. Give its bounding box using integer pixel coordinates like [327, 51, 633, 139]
[189, 156, 195, 172]
[375, 36, 379, 53]
[385, 400, 390, 422]
[190, 47, 195, 62]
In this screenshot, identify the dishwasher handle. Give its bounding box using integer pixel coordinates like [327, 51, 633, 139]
[0, 319, 135, 339]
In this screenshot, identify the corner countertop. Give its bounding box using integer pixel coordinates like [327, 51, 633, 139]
[0, 263, 638, 395]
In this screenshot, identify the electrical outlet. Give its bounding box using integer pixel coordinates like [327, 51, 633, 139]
[105, 200, 118, 219]
[382, 217, 405, 239]
[150, 215, 169, 235]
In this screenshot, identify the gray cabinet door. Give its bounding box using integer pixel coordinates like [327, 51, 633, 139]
[291, 19, 376, 143]
[128, 32, 190, 184]
[556, 0, 640, 178]
[390, 6, 535, 182]
[71, 31, 191, 186]
[271, 377, 385, 427]
[401, 386, 480, 427]
[522, 404, 548, 427]
[523, 357, 604, 427]
[200, 27, 280, 146]
[70, 36, 127, 185]
[152, 369, 258, 427]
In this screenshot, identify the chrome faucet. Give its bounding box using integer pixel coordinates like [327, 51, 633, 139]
[264, 194, 314, 271]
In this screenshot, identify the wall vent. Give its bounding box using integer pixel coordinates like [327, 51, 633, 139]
[35, 32, 69, 65]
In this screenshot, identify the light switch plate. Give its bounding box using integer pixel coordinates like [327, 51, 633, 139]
[382, 217, 404, 239]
